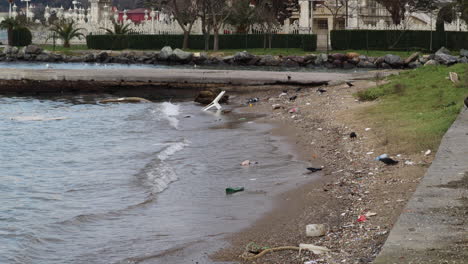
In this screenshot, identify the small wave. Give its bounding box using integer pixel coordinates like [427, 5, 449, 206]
[160, 102, 180, 129]
[157, 140, 189, 161]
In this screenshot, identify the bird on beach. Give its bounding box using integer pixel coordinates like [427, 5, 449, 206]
[345, 81, 354, 87]
[287, 75, 292, 81]
[307, 167, 323, 173]
[296, 87, 302, 92]
[289, 95, 297, 101]
[350, 132, 357, 139]
[377, 157, 399, 165]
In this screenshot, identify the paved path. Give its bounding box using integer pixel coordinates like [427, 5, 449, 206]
[0, 68, 369, 85]
[374, 110, 468, 264]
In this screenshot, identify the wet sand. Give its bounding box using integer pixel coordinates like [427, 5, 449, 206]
[213, 80, 433, 263]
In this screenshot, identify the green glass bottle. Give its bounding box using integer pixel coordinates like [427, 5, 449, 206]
[225, 187, 244, 195]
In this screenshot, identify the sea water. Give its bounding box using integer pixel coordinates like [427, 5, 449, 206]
[0, 96, 311, 264]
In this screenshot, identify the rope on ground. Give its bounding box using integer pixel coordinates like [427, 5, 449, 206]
[241, 246, 301, 260]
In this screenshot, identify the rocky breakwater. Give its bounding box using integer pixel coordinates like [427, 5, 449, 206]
[1, 45, 467, 70]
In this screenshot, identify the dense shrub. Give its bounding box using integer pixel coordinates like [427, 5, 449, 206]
[331, 30, 468, 51]
[11, 27, 32, 46]
[86, 34, 317, 51]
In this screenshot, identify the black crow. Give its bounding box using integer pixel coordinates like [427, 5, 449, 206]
[289, 95, 297, 101]
[307, 167, 323, 173]
[287, 75, 292, 81]
[346, 81, 354, 87]
[350, 132, 357, 139]
[378, 158, 399, 165]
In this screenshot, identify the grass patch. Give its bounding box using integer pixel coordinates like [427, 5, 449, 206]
[355, 64, 468, 154]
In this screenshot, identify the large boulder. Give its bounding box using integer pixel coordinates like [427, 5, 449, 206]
[435, 46, 450, 55]
[25, 45, 43, 55]
[408, 61, 422, 69]
[95, 51, 109, 62]
[171, 48, 193, 62]
[233, 51, 254, 63]
[460, 49, 468, 57]
[35, 53, 53, 62]
[331, 53, 347, 62]
[404, 52, 420, 64]
[192, 52, 209, 64]
[194, 88, 229, 105]
[458, 56, 468, 64]
[158, 46, 173, 60]
[424, 59, 439, 66]
[383, 54, 403, 66]
[357, 60, 376, 68]
[314, 53, 328, 65]
[434, 53, 458, 65]
[259, 55, 280, 66]
[3, 46, 18, 55]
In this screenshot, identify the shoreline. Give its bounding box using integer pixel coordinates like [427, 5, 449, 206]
[213, 80, 434, 263]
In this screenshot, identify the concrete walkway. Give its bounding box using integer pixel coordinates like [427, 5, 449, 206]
[0, 68, 371, 85]
[373, 110, 468, 264]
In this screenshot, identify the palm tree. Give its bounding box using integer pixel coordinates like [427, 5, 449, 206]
[101, 20, 133, 35]
[50, 20, 84, 48]
[0, 17, 22, 46]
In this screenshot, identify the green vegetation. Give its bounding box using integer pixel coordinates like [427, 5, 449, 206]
[331, 30, 468, 51]
[0, 17, 31, 46]
[356, 64, 468, 153]
[100, 20, 133, 35]
[86, 34, 317, 51]
[50, 20, 84, 48]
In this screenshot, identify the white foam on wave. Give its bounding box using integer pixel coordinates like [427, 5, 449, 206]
[160, 102, 180, 129]
[146, 139, 189, 194]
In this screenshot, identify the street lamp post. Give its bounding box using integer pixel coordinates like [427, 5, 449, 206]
[8, 0, 13, 17]
[21, 0, 31, 21]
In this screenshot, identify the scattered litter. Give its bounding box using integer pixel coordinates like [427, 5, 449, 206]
[365, 212, 377, 217]
[449, 72, 459, 83]
[375, 154, 389, 160]
[357, 215, 367, 222]
[365, 128, 371, 131]
[226, 187, 244, 195]
[304, 261, 317, 264]
[241, 160, 251, 166]
[272, 104, 282, 110]
[291, 115, 296, 119]
[299, 244, 330, 255]
[289, 107, 298, 113]
[396, 199, 405, 202]
[366, 152, 374, 155]
[396, 154, 402, 157]
[405, 161, 415, 165]
[317, 128, 323, 131]
[306, 102, 311, 105]
[249, 178, 257, 181]
[306, 224, 328, 237]
[279, 92, 288, 97]
[289, 95, 298, 101]
[246, 98, 259, 104]
[424, 149, 432, 156]
[247, 121, 254, 124]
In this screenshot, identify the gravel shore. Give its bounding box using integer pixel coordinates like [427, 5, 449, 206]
[213, 79, 435, 264]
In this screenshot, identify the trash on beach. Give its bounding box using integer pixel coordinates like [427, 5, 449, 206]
[365, 128, 371, 131]
[424, 149, 432, 156]
[299, 244, 330, 255]
[307, 167, 323, 173]
[405, 160, 415, 165]
[304, 261, 318, 264]
[449, 72, 459, 83]
[306, 224, 328, 237]
[377, 157, 399, 165]
[366, 152, 374, 155]
[221, 109, 232, 114]
[289, 107, 298, 113]
[357, 215, 367, 222]
[317, 128, 323, 131]
[241, 160, 251, 166]
[226, 187, 244, 195]
[239, 118, 247, 121]
[289, 95, 298, 101]
[279, 92, 288, 97]
[365, 212, 377, 217]
[246, 98, 259, 104]
[272, 104, 283, 110]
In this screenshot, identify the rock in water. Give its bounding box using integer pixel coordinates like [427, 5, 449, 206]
[378, 157, 399, 165]
[99, 97, 151, 104]
[307, 167, 323, 173]
[158, 46, 173, 60]
[171, 48, 193, 62]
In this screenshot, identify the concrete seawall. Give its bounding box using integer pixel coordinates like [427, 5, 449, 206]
[0, 68, 378, 96]
[373, 110, 468, 264]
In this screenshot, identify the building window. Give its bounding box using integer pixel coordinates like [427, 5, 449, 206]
[317, 19, 328, 29]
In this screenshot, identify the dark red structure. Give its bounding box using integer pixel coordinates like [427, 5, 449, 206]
[117, 8, 153, 23]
